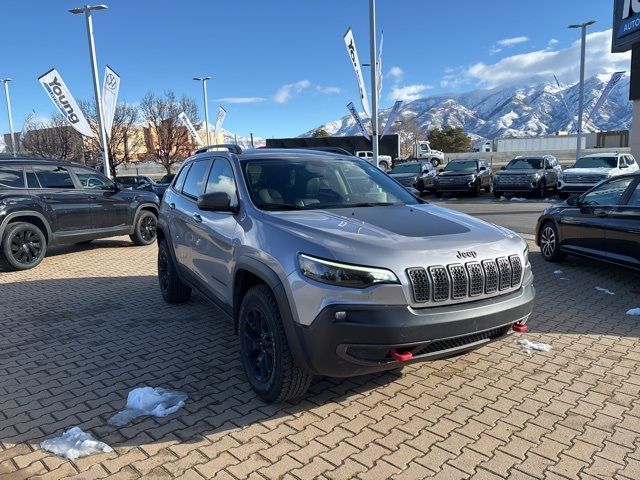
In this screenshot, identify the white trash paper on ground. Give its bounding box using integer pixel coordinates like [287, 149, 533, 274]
[108, 387, 188, 426]
[627, 308, 640, 316]
[516, 339, 553, 353]
[40, 427, 113, 460]
[553, 270, 563, 275]
[595, 287, 615, 296]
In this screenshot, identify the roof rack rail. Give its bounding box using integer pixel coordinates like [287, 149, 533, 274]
[195, 144, 243, 155]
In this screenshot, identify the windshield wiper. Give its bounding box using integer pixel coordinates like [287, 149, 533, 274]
[262, 203, 307, 211]
[343, 202, 399, 208]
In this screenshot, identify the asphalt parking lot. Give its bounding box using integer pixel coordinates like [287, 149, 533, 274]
[1, 207, 639, 479]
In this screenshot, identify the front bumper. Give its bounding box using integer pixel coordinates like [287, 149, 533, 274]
[435, 179, 476, 192]
[557, 183, 594, 194]
[289, 280, 535, 377]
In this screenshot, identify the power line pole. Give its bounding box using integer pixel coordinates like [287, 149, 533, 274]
[193, 77, 211, 144]
[569, 20, 595, 162]
[1, 78, 16, 157]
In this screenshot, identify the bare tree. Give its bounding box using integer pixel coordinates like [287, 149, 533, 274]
[394, 117, 426, 158]
[139, 91, 199, 174]
[81, 100, 145, 177]
[21, 114, 85, 162]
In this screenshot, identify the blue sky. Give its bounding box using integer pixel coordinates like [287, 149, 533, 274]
[0, 0, 630, 139]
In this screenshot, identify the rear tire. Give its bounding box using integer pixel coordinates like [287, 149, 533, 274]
[157, 239, 191, 303]
[378, 161, 389, 171]
[430, 158, 440, 168]
[239, 284, 312, 403]
[535, 180, 546, 199]
[130, 210, 158, 246]
[0, 222, 47, 271]
[539, 221, 566, 263]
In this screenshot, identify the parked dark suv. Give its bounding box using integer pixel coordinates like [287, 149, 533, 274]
[434, 159, 492, 197]
[493, 155, 561, 198]
[0, 158, 160, 270]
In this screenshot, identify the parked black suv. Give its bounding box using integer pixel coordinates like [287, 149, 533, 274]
[434, 159, 492, 197]
[0, 158, 160, 270]
[493, 155, 561, 198]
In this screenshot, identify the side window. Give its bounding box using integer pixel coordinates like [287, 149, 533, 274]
[181, 160, 211, 198]
[628, 182, 640, 206]
[32, 165, 75, 189]
[173, 164, 190, 192]
[0, 166, 25, 188]
[72, 168, 113, 190]
[205, 159, 238, 206]
[582, 177, 635, 206]
[629, 156, 637, 166]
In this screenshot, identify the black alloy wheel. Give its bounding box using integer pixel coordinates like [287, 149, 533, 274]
[1, 222, 47, 271]
[242, 308, 276, 384]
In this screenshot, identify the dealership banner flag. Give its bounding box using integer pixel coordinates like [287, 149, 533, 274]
[38, 68, 94, 137]
[344, 28, 371, 118]
[20, 110, 36, 141]
[376, 31, 383, 104]
[553, 75, 578, 133]
[381, 100, 403, 139]
[347, 102, 371, 141]
[213, 106, 227, 144]
[586, 71, 626, 125]
[178, 112, 203, 146]
[101, 65, 120, 137]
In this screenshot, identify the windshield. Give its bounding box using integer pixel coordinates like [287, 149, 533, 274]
[159, 173, 175, 184]
[241, 157, 418, 211]
[573, 157, 618, 169]
[444, 160, 478, 172]
[391, 163, 421, 174]
[506, 158, 543, 170]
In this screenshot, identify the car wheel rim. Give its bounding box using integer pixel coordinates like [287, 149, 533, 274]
[243, 308, 275, 383]
[541, 226, 556, 258]
[158, 248, 169, 291]
[140, 215, 157, 242]
[9, 228, 42, 266]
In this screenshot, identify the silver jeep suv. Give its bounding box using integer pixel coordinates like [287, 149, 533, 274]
[157, 145, 535, 402]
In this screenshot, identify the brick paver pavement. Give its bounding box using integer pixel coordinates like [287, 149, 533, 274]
[0, 237, 638, 479]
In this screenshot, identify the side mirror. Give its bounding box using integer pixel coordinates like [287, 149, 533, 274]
[197, 192, 238, 213]
[500, 166, 506, 171]
[566, 195, 580, 207]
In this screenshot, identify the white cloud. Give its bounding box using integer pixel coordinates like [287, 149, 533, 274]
[442, 29, 630, 90]
[497, 36, 530, 47]
[216, 97, 267, 104]
[388, 66, 404, 81]
[389, 84, 433, 102]
[316, 85, 341, 94]
[273, 80, 311, 104]
[548, 38, 559, 47]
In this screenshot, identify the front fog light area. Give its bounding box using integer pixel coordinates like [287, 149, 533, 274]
[298, 253, 399, 288]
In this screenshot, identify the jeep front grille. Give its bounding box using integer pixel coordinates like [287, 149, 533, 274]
[407, 256, 523, 305]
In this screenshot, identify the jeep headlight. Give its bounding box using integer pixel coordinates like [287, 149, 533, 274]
[467, 174, 476, 182]
[531, 173, 541, 180]
[298, 254, 399, 288]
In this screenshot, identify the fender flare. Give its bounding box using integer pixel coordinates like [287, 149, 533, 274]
[130, 202, 159, 234]
[0, 210, 53, 242]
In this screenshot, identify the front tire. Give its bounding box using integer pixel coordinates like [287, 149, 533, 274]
[494, 190, 503, 199]
[157, 239, 191, 303]
[130, 211, 158, 246]
[535, 180, 546, 199]
[239, 284, 312, 403]
[378, 161, 389, 171]
[539, 221, 566, 262]
[431, 158, 440, 168]
[0, 222, 47, 271]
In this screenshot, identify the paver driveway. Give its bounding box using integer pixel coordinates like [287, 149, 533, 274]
[0, 237, 639, 479]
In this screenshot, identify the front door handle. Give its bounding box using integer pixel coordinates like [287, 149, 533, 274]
[42, 195, 53, 200]
[594, 209, 608, 218]
[193, 213, 202, 223]
[88, 195, 97, 200]
[169, 202, 176, 210]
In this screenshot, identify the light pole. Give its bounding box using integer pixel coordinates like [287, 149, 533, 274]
[569, 20, 595, 162]
[193, 77, 211, 145]
[1, 78, 16, 157]
[369, 0, 379, 168]
[69, 4, 111, 178]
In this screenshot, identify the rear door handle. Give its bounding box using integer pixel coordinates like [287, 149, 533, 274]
[169, 202, 176, 210]
[193, 213, 202, 223]
[594, 209, 608, 218]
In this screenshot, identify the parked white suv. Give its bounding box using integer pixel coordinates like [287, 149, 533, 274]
[355, 151, 392, 171]
[558, 153, 638, 199]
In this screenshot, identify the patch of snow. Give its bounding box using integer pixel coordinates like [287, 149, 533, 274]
[40, 427, 112, 460]
[559, 277, 570, 281]
[553, 270, 563, 275]
[516, 339, 553, 352]
[447, 198, 458, 201]
[595, 287, 615, 296]
[511, 197, 527, 202]
[627, 308, 640, 316]
[108, 387, 188, 426]
[498, 196, 507, 201]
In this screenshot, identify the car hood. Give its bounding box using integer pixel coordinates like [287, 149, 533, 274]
[264, 204, 525, 272]
[438, 171, 476, 177]
[562, 167, 613, 175]
[496, 169, 540, 175]
[390, 173, 419, 179]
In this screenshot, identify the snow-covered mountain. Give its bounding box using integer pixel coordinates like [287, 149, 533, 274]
[304, 74, 633, 140]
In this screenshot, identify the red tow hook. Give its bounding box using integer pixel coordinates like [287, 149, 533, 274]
[390, 349, 413, 362]
[512, 322, 528, 333]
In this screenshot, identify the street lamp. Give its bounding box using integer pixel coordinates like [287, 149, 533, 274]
[69, 4, 111, 178]
[193, 77, 211, 145]
[1, 78, 16, 157]
[569, 20, 595, 162]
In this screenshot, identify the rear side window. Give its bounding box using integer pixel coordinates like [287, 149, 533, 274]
[32, 166, 75, 189]
[0, 166, 25, 188]
[181, 160, 211, 198]
[628, 182, 640, 206]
